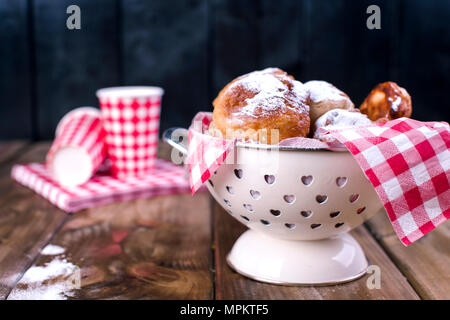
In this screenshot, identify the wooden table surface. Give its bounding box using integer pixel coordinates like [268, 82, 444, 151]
[0, 141, 448, 300]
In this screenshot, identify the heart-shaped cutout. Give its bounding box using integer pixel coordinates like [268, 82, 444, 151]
[264, 175, 275, 184]
[301, 175, 313, 186]
[285, 223, 296, 229]
[301, 210, 312, 218]
[234, 169, 243, 179]
[283, 195, 296, 204]
[243, 204, 253, 212]
[250, 190, 261, 199]
[335, 222, 344, 228]
[349, 194, 359, 203]
[240, 215, 249, 221]
[260, 219, 270, 225]
[330, 211, 341, 218]
[357, 207, 366, 214]
[316, 195, 328, 204]
[270, 209, 281, 216]
[336, 177, 347, 187]
[223, 199, 231, 207]
[226, 186, 234, 194]
[311, 223, 322, 229]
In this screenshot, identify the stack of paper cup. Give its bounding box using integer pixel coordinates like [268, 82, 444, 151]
[96, 86, 164, 178]
[46, 107, 107, 187]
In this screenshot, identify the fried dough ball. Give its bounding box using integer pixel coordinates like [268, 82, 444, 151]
[304, 80, 355, 126]
[360, 81, 412, 121]
[313, 108, 372, 140]
[211, 68, 310, 144]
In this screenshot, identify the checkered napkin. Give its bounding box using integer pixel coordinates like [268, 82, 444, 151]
[11, 159, 197, 212]
[329, 118, 449, 245]
[187, 112, 449, 245]
[187, 112, 236, 194]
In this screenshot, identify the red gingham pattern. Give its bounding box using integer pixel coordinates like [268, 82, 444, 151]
[11, 159, 201, 212]
[46, 108, 106, 180]
[330, 118, 449, 245]
[187, 112, 236, 194]
[99, 96, 161, 178]
[187, 112, 449, 245]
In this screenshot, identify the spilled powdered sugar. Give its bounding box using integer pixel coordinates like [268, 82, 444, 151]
[8, 257, 78, 300]
[228, 68, 309, 118]
[20, 258, 75, 284]
[304, 80, 348, 103]
[41, 244, 66, 255]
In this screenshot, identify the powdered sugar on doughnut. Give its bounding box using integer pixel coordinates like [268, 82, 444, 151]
[314, 109, 372, 140]
[389, 96, 401, 112]
[305, 80, 349, 103]
[228, 68, 309, 118]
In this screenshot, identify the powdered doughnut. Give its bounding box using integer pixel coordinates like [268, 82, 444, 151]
[313, 108, 372, 140]
[304, 80, 354, 127]
[212, 68, 310, 144]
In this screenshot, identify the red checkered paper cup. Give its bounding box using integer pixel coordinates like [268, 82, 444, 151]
[96, 86, 164, 178]
[46, 107, 107, 187]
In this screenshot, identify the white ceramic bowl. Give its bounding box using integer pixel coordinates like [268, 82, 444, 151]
[164, 128, 384, 285]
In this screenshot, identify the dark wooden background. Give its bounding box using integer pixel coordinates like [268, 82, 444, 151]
[0, 0, 449, 140]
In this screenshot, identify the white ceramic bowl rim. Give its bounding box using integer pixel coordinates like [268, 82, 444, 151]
[163, 127, 349, 155]
[205, 128, 348, 153]
[235, 140, 347, 152]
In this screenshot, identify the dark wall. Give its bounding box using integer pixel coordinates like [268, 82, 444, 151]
[0, 0, 449, 140]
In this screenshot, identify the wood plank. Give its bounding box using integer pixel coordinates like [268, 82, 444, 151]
[0, 141, 29, 166]
[0, 142, 68, 299]
[7, 142, 213, 299]
[210, 0, 402, 106]
[259, 0, 308, 77]
[365, 209, 396, 238]
[214, 202, 420, 299]
[366, 212, 450, 300]
[211, 0, 260, 96]
[33, 0, 121, 139]
[398, 0, 450, 122]
[7, 192, 212, 300]
[122, 0, 209, 135]
[0, 0, 33, 139]
[304, 0, 400, 105]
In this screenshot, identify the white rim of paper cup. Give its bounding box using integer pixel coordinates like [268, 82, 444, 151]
[55, 106, 101, 137]
[96, 86, 164, 99]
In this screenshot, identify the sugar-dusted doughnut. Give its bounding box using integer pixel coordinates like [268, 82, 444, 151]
[212, 68, 310, 144]
[304, 80, 354, 127]
[313, 108, 372, 140]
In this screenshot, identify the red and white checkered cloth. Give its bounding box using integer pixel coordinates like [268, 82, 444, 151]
[99, 96, 161, 178]
[11, 159, 201, 212]
[187, 112, 235, 194]
[186, 112, 449, 245]
[330, 118, 449, 245]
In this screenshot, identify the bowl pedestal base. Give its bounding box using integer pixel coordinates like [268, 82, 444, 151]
[227, 229, 368, 285]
